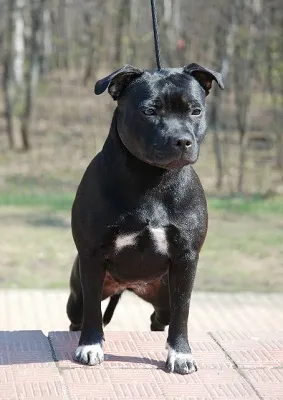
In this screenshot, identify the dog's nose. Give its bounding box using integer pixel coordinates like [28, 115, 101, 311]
[174, 138, 192, 151]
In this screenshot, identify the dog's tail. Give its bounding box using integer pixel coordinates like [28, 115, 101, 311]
[103, 293, 123, 327]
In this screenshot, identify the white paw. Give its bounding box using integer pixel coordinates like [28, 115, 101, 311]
[74, 343, 104, 365]
[165, 344, 197, 374]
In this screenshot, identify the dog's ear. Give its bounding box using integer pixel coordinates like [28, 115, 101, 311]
[183, 63, 224, 95]
[94, 65, 144, 100]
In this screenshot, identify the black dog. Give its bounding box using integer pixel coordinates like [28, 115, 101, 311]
[67, 63, 223, 374]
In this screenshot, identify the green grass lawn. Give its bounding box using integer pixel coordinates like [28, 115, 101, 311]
[1, 193, 282, 292]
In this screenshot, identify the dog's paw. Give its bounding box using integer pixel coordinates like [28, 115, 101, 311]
[165, 345, 197, 374]
[74, 343, 104, 366]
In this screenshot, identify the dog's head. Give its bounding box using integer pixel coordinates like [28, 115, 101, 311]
[95, 64, 224, 169]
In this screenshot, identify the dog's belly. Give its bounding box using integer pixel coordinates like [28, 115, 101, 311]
[102, 270, 166, 300]
[105, 226, 170, 284]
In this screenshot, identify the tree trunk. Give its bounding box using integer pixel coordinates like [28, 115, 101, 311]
[3, 59, 15, 149]
[20, 0, 46, 151]
[210, 32, 225, 190]
[233, 0, 260, 193]
[114, 0, 125, 67]
[113, 0, 131, 67]
[39, 8, 52, 75]
[275, 129, 283, 170]
[2, 0, 16, 149]
[129, 0, 139, 64]
[56, 0, 69, 69]
[13, 0, 25, 86]
[210, 97, 224, 190]
[82, 12, 96, 86]
[237, 131, 248, 193]
[264, 6, 283, 172]
[210, 3, 235, 190]
[161, 0, 173, 67]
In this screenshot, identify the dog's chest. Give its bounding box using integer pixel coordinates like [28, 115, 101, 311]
[115, 226, 168, 255]
[105, 224, 170, 282]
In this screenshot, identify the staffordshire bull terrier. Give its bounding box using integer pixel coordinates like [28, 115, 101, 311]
[67, 63, 223, 374]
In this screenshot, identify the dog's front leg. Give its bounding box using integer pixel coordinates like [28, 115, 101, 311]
[166, 252, 198, 374]
[74, 252, 105, 366]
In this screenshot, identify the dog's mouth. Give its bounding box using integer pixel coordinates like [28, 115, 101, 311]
[143, 152, 198, 170]
[164, 158, 197, 169]
[143, 158, 197, 170]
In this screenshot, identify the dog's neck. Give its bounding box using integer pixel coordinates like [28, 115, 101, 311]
[102, 108, 186, 193]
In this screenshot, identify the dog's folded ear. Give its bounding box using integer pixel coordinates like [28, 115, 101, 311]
[94, 65, 144, 100]
[183, 63, 224, 95]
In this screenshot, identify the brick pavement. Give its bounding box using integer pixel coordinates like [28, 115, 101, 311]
[0, 290, 282, 399]
[0, 329, 282, 399]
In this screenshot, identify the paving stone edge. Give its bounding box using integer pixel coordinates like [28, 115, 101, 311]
[47, 333, 71, 400]
[209, 331, 263, 400]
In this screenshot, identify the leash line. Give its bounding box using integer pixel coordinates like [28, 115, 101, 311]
[150, 0, 162, 70]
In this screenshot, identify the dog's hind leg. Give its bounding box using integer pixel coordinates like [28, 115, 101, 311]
[150, 275, 171, 331]
[133, 275, 171, 331]
[103, 292, 122, 327]
[67, 255, 83, 331]
[150, 307, 171, 331]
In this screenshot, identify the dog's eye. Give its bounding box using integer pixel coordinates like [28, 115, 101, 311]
[191, 108, 202, 116]
[142, 108, 157, 116]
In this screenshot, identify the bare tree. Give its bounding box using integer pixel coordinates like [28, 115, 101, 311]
[114, 0, 131, 67]
[128, 0, 140, 64]
[54, 0, 69, 70]
[233, 0, 260, 193]
[82, 12, 96, 86]
[20, 0, 46, 150]
[14, 0, 25, 86]
[2, 0, 16, 149]
[264, 3, 283, 173]
[210, 2, 235, 190]
[39, 6, 52, 75]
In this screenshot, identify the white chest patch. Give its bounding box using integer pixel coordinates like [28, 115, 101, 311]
[115, 232, 139, 251]
[150, 227, 168, 255]
[114, 227, 169, 256]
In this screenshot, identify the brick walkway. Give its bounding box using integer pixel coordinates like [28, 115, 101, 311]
[1, 330, 283, 399]
[0, 290, 282, 399]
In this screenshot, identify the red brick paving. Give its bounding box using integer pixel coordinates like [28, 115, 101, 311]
[242, 369, 283, 400]
[210, 331, 283, 368]
[0, 331, 64, 400]
[0, 291, 282, 399]
[0, 330, 282, 399]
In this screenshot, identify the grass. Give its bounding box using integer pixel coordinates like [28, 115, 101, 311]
[0, 191, 74, 211]
[0, 193, 283, 292]
[1, 187, 283, 215]
[0, 207, 75, 289]
[197, 207, 283, 292]
[209, 195, 283, 215]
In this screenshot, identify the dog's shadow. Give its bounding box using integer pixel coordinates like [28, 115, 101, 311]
[0, 331, 167, 371]
[62, 351, 165, 370]
[98, 353, 163, 368]
[0, 331, 165, 371]
[50, 331, 168, 370]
